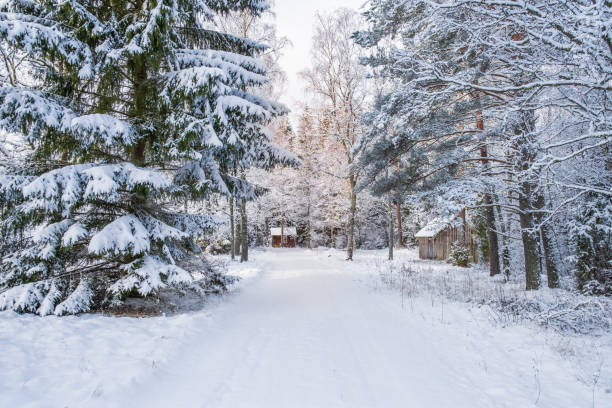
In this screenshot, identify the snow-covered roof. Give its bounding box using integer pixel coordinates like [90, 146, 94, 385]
[270, 227, 297, 236]
[414, 216, 456, 238]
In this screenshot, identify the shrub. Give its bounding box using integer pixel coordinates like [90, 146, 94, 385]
[206, 239, 232, 255]
[450, 242, 470, 267]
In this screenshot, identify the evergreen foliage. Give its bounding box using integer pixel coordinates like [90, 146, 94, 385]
[354, 0, 611, 292]
[0, 0, 291, 314]
[449, 243, 470, 268]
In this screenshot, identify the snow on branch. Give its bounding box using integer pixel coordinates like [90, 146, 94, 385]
[71, 114, 137, 147]
[20, 163, 169, 216]
[109, 255, 192, 297]
[53, 278, 93, 315]
[88, 214, 150, 257]
[0, 12, 93, 78]
[82, 163, 170, 200]
[61, 222, 88, 246]
[139, 211, 188, 242]
[0, 88, 138, 148]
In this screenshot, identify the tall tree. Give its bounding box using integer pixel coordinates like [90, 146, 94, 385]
[302, 8, 368, 260]
[214, 1, 296, 262]
[355, 0, 610, 292]
[0, 0, 291, 314]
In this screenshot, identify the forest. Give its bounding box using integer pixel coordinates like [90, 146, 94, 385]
[2, 0, 609, 313]
[0, 0, 611, 407]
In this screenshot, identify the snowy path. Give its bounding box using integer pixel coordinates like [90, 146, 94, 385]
[1, 249, 608, 407]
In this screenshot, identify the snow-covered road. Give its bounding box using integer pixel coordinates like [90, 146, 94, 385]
[1, 249, 608, 407]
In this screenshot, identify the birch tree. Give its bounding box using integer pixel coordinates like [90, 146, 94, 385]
[302, 8, 368, 260]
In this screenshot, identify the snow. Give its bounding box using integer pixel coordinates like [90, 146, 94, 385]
[0, 89, 135, 146]
[62, 222, 88, 246]
[0, 249, 610, 408]
[0, 16, 93, 78]
[414, 215, 457, 238]
[20, 163, 169, 216]
[0, 282, 45, 314]
[82, 163, 170, 200]
[88, 214, 150, 256]
[54, 279, 93, 316]
[70, 114, 136, 146]
[32, 220, 73, 259]
[270, 227, 296, 236]
[109, 256, 193, 297]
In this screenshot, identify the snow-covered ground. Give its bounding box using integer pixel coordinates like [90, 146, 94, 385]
[1, 248, 610, 408]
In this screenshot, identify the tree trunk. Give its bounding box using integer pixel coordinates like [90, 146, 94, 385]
[281, 218, 285, 247]
[395, 160, 405, 248]
[396, 201, 404, 249]
[477, 112, 501, 276]
[519, 188, 540, 290]
[346, 176, 356, 261]
[540, 222, 558, 288]
[229, 197, 235, 261]
[131, 55, 147, 166]
[515, 111, 541, 290]
[235, 210, 241, 258]
[531, 188, 558, 288]
[306, 203, 312, 249]
[329, 202, 335, 249]
[240, 198, 248, 262]
[394, 160, 404, 248]
[388, 194, 394, 261]
[494, 202, 511, 280]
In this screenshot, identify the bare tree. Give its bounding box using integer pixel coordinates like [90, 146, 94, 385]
[302, 8, 368, 260]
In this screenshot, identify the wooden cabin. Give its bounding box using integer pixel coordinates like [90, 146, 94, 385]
[415, 212, 472, 260]
[270, 227, 296, 248]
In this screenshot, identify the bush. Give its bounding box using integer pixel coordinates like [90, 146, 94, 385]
[580, 277, 612, 296]
[206, 239, 232, 255]
[450, 242, 470, 267]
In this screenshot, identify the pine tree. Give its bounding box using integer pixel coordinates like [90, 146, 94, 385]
[0, 0, 290, 315]
[354, 3, 484, 242]
[355, 0, 611, 292]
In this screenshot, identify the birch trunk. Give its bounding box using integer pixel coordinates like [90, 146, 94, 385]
[346, 175, 357, 261]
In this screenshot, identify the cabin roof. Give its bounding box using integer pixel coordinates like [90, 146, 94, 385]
[414, 215, 457, 238]
[271, 227, 297, 236]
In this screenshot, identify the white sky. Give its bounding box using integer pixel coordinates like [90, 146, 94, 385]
[274, 0, 367, 119]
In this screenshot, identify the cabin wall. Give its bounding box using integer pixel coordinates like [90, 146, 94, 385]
[271, 235, 296, 248]
[286, 236, 296, 248]
[272, 236, 282, 248]
[418, 238, 437, 260]
[418, 224, 474, 261]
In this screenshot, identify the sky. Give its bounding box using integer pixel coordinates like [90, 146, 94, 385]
[274, 0, 367, 118]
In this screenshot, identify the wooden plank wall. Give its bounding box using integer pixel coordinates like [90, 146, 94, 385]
[418, 223, 473, 261]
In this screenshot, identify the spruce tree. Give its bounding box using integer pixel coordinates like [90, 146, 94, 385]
[0, 0, 290, 314]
